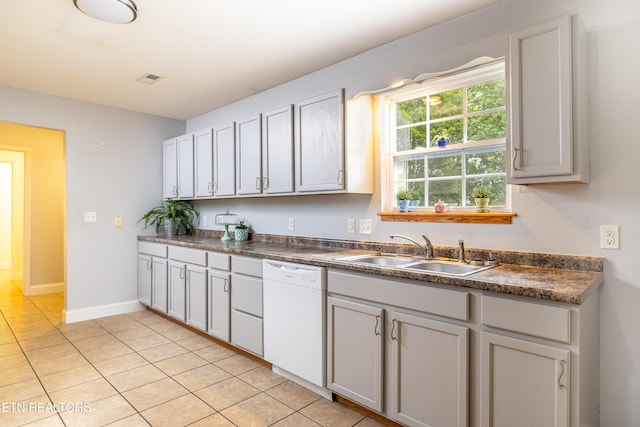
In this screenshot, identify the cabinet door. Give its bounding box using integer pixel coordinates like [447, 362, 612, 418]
[481, 332, 569, 427]
[236, 114, 262, 195]
[168, 261, 186, 321]
[162, 139, 178, 199]
[391, 311, 469, 427]
[208, 270, 231, 341]
[138, 254, 152, 306]
[194, 129, 214, 197]
[186, 265, 207, 331]
[295, 89, 345, 192]
[508, 16, 573, 179]
[262, 105, 294, 194]
[177, 134, 194, 198]
[327, 296, 384, 412]
[213, 122, 236, 197]
[151, 258, 168, 313]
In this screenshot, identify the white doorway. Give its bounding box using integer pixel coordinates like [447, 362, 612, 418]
[0, 150, 25, 290]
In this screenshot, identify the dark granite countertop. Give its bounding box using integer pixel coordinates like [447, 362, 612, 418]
[138, 233, 603, 305]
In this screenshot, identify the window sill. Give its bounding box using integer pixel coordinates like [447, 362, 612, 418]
[378, 211, 516, 224]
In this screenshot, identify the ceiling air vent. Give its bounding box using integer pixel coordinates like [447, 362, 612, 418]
[137, 73, 161, 84]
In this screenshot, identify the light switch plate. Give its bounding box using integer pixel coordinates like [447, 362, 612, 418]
[359, 219, 372, 235]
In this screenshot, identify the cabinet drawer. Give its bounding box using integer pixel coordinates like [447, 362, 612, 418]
[231, 310, 263, 356]
[232, 255, 263, 277]
[328, 270, 469, 321]
[231, 275, 263, 317]
[138, 242, 167, 258]
[208, 252, 230, 271]
[481, 295, 571, 343]
[169, 246, 207, 266]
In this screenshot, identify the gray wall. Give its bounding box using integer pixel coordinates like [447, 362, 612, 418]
[186, 0, 640, 425]
[0, 86, 184, 311]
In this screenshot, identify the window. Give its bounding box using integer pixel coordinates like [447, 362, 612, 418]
[385, 61, 507, 211]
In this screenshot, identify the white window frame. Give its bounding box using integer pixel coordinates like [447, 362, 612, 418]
[379, 60, 511, 212]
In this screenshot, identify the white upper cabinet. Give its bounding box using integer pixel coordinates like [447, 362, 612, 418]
[262, 105, 294, 194]
[177, 134, 194, 198]
[194, 129, 214, 198]
[236, 114, 263, 196]
[295, 89, 345, 192]
[162, 138, 178, 199]
[507, 15, 589, 184]
[213, 122, 236, 197]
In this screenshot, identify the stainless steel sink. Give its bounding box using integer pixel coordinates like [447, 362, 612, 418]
[337, 254, 496, 276]
[337, 254, 418, 267]
[399, 260, 493, 276]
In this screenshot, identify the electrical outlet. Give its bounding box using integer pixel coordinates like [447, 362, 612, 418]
[347, 219, 355, 234]
[600, 225, 620, 249]
[84, 211, 96, 223]
[288, 218, 295, 231]
[359, 219, 372, 235]
[114, 216, 123, 228]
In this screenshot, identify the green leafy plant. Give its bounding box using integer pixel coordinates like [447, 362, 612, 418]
[396, 190, 415, 200]
[471, 184, 493, 199]
[138, 199, 199, 235]
[235, 219, 248, 229]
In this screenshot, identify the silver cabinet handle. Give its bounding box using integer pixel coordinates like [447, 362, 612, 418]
[374, 315, 381, 336]
[512, 148, 520, 171]
[255, 177, 261, 190]
[391, 319, 398, 340]
[213, 181, 218, 194]
[263, 177, 268, 190]
[207, 182, 213, 194]
[146, 260, 151, 270]
[172, 185, 178, 196]
[558, 360, 567, 390]
[180, 267, 184, 280]
[337, 169, 344, 185]
[223, 279, 229, 292]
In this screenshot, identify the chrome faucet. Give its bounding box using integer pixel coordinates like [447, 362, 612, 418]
[458, 239, 466, 263]
[390, 234, 434, 259]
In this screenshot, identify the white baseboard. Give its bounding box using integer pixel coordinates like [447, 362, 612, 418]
[24, 282, 64, 296]
[63, 299, 145, 324]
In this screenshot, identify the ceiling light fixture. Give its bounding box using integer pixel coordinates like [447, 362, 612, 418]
[73, 0, 138, 24]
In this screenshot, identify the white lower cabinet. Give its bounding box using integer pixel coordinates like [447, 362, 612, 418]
[167, 247, 208, 330]
[327, 270, 470, 427]
[327, 296, 384, 412]
[138, 242, 168, 313]
[481, 332, 569, 427]
[391, 311, 468, 427]
[230, 256, 263, 356]
[208, 252, 231, 341]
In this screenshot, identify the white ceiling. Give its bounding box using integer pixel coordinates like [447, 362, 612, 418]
[0, 0, 502, 120]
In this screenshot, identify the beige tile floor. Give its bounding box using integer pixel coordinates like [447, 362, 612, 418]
[0, 270, 386, 427]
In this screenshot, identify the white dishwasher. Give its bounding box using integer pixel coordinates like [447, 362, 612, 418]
[263, 259, 326, 388]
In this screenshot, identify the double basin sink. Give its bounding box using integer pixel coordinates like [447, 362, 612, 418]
[337, 254, 497, 277]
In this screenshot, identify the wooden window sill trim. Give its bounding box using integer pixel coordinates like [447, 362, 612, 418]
[378, 211, 516, 224]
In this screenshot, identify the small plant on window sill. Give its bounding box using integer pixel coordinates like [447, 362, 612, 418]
[471, 184, 494, 213]
[396, 190, 415, 212]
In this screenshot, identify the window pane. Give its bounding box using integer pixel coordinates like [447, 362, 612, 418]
[466, 177, 507, 206]
[395, 156, 424, 180]
[430, 89, 463, 120]
[397, 98, 426, 125]
[466, 149, 506, 175]
[428, 154, 461, 178]
[429, 180, 461, 206]
[407, 182, 425, 206]
[430, 119, 463, 146]
[468, 111, 506, 141]
[396, 125, 426, 151]
[468, 79, 505, 112]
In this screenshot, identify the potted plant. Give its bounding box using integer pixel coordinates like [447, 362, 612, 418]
[470, 184, 493, 212]
[396, 189, 414, 212]
[235, 219, 249, 241]
[138, 199, 199, 236]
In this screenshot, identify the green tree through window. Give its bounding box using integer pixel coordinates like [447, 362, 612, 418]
[390, 61, 506, 209]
